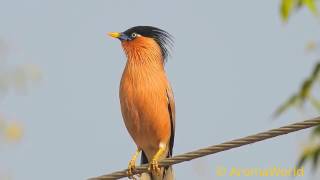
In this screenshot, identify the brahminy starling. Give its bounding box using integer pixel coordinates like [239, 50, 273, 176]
[108, 26, 175, 180]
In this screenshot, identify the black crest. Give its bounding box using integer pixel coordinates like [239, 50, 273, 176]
[123, 26, 174, 62]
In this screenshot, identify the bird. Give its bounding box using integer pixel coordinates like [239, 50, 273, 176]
[108, 26, 175, 180]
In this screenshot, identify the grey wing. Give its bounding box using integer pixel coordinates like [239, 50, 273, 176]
[166, 87, 175, 157]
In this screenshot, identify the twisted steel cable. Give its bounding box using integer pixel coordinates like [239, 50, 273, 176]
[89, 116, 320, 180]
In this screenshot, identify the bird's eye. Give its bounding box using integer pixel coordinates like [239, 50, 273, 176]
[131, 33, 137, 38]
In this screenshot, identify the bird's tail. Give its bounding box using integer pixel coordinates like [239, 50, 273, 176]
[140, 150, 174, 180]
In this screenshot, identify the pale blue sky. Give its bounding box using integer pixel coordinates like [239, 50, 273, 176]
[1, 0, 320, 180]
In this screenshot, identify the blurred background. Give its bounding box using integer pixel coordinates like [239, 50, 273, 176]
[1, 0, 320, 179]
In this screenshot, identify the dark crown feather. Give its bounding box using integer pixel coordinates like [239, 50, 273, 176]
[123, 26, 174, 62]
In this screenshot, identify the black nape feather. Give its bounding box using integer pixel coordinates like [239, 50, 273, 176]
[123, 26, 174, 63]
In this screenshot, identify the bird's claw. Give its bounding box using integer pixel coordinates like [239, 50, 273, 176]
[148, 159, 161, 175]
[127, 149, 141, 179]
[127, 160, 136, 179]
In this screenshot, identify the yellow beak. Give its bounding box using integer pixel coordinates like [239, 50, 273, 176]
[108, 32, 121, 38]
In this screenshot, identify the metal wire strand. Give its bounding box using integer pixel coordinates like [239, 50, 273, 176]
[89, 116, 320, 180]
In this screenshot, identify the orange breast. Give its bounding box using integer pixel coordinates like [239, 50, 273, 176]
[119, 64, 171, 153]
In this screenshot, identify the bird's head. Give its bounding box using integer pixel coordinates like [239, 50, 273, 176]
[108, 26, 173, 63]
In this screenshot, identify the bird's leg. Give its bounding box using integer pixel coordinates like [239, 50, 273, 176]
[148, 144, 166, 175]
[127, 148, 141, 178]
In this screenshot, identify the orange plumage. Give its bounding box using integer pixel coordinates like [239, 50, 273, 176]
[109, 26, 175, 180]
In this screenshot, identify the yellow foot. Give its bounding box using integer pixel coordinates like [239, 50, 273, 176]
[127, 160, 136, 178]
[126, 149, 141, 179]
[148, 159, 161, 175]
[148, 145, 166, 175]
